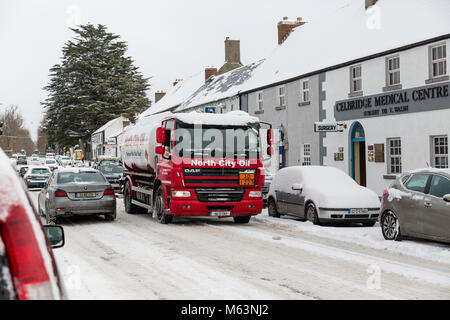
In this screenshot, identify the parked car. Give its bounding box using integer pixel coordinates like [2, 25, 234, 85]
[98, 162, 124, 193]
[16, 154, 27, 165]
[0, 148, 66, 300]
[45, 152, 55, 159]
[23, 166, 52, 188]
[267, 166, 381, 226]
[45, 158, 58, 171]
[31, 154, 39, 162]
[380, 168, 450, 244]
[38, 167, 117, 223]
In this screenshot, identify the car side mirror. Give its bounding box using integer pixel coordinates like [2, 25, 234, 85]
[43, 225, 65, 249]
[444, 194, 450, 202]
[292, 183, 303, 191]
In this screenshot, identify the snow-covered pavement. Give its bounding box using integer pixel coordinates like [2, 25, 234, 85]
[28, 191, 450, 300]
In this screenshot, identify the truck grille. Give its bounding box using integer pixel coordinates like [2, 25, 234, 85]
[195, 188, 244, 202]
[184, 168, 241, 176]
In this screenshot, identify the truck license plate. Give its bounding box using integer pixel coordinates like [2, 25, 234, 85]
[210, 211, 231, 217]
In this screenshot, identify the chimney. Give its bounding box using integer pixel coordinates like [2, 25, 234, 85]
[205, 67, 218, 81]
[217, 38, 244, 75]
[365, 0, 378, 9]
[277, 17, 306, 45]
[154, 90, 166, 103]
[173, 78, 183, 86]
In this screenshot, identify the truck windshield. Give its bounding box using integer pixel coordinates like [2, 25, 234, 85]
[174, 123, 260, 159]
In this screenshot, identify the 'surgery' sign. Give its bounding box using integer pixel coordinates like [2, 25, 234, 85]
[334, 82, 449, 121]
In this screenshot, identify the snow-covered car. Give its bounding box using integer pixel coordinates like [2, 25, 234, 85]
[31, 154, 39, 161]
[45, 153, 55, 158]
[0, 148, 66, 300]
[16, 154, 27, 165]
[38, 167, 116, 223]
[267, 166, 381, 226]
[380, 168, 450, 244]
[45, 158, 58, 171]
[23, 166, 52, 188]
[58, 156, 72, 167]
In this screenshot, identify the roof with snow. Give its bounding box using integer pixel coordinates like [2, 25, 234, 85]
[139, 71, 205, 118]
[174, 60, 264, 112]
[241, 0, 450, 93]
[93, 116, 125, 134]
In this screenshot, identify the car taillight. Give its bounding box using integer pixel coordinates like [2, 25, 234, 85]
[26, 176, 32, 180]
[0, 204, 55, 299]
[54, 190, 67, 197]
[382, 189, 388, 197]
[103, 189, 114, 196]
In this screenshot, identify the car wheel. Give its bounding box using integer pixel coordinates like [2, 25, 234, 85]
[306, 203, 320, 225]
[233, 216, 251, 224]
[381, 211, 401, 241]
[105, 209, 116, 221]
[155, 185, 173, 224]
[268, 198, 280, 218]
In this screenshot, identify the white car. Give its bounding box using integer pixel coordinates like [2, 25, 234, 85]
[267, 166, 381, 226]
[45, 158, 59, 171]
[59, 156, 72, 167]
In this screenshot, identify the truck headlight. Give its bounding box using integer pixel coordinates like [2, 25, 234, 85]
[172, 190, 191, 198]
[248, 191, 262, 197]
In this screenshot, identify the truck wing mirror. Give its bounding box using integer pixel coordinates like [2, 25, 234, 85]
[267, 128, 273, 146]
[156, 126, 166, 144]
[155, 145, 165, 155]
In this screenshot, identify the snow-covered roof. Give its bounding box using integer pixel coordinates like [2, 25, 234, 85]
[93, 116, 124, 134]
[174, 60, 264, 112]
[241, 0, 450, 93]
[139, 71, 205, 118]
[108, 128, 125, 138]
[174, 110, 260, 126]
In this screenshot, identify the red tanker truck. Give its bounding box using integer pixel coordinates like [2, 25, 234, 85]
[119, 110, 272, 224]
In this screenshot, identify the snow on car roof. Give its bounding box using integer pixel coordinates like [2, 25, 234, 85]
[408, 168, 450, 176]
[57, 167, 98, 174]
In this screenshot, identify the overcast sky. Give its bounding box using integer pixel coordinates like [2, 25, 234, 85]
[0, 0, 350, 141]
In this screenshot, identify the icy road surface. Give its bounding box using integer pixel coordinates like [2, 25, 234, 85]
[28, 191, 450, 300]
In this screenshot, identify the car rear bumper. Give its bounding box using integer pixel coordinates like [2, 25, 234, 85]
[50, 198, 116, 216]
[26, 181, 47, 188]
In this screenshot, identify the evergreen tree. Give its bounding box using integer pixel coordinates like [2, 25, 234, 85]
[42, 24, 150, 155]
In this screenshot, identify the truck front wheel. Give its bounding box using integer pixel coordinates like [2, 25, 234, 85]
[233, 216, 251, 224]
[155, 185, 173, 224]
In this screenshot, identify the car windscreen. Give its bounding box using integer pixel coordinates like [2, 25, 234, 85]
[98, 165, 123, 174]
[46, 160, 56, 164]
[57, 172, 106, 184]
[31, 168, 50, 174]
[17, 155, 26, 159]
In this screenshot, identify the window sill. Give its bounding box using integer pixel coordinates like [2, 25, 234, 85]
[298, 101, 311, 107]
[382, 84, 403, 92]
[348, 91, 363, 98]
[383, 174, 398, 180]
[254, 110, 264, 115]
[275, 105, 286, 111]
[425, 75, 449, 84]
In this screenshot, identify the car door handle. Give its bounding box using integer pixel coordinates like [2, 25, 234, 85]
[424, 202, 432, 208]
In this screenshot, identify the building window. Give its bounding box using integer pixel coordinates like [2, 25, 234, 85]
[430, 44, 447, 78]
[386, 56, 400, 86]
[278, 85, 286, 107]
[257, 91, 263, 111]
[301, 143, 311, 166]
[387, 138, 402, 174]
[431, 135, 448, 168]
[301, 80, 310, 102]
[350, 65, 362, 92]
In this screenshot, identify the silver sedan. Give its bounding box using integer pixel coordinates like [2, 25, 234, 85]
[38, 168, 116, 223]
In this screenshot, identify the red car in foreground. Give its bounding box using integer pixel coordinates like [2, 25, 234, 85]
[0, 148, 66, 300]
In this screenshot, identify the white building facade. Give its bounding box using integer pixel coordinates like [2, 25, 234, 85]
[322, 37, 449, 194]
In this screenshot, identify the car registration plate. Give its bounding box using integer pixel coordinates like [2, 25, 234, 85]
[75, 192, 96, 198]
[210, 211, 231, 217]
[349, 208, 369, 214]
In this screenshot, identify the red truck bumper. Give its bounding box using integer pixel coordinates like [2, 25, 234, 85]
[169, 199, 262, 216]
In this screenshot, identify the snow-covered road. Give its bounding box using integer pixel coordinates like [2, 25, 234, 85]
[28, 191, 450, 300]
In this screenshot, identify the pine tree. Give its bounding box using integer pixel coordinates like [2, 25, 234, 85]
[42, 24, 150, 156]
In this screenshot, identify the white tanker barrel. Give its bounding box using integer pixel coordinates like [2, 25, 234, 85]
[121, 112, 171, 173]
